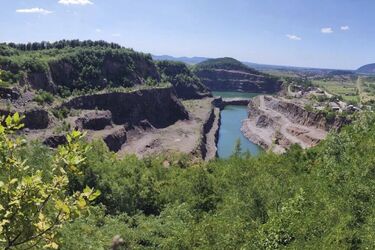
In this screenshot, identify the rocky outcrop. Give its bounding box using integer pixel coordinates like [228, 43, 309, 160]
[23, 109, 50, 129]
[43, 134, 67, 148]
[75, 110, 112, 130]
[0, 108, 50, 129]
[63, 87, 188, 129]
[103, 127, 127, 152]
[264, 96, 348, 131]
[0, 87, 20, 100]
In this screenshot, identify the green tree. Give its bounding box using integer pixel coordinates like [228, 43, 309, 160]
[0, 113, 100, 249]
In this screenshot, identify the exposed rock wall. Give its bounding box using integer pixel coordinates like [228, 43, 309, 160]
[196, 69, 282, 93]
[63, 87, 188, 128]
[263, 96, 348, 131]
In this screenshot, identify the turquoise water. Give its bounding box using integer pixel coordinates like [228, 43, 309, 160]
[217, 105, 262, 158]
[212, 91, 260, 99]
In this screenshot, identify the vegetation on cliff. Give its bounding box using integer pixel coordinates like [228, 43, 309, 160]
[2, 110, 375, 248]
[157, 60, 211, 99]
[0, 40, 211, 99]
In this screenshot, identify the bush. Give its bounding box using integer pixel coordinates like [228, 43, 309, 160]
[33, 90, 54, 104]
[0, 114, 100, 249]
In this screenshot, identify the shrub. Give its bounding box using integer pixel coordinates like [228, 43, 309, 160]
[34, 90, 54, 105]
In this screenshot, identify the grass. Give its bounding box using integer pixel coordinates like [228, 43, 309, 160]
[358, 76, 375, 104]
[312, 79, 359, 103]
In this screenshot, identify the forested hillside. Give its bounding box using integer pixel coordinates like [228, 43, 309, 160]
[3, 110, 375, 249]
[0, 40, 210, 99]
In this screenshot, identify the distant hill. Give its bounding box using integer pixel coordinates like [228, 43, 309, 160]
[152, 54, 343, 75]
[193, 57, 281, 93]
[152, 55, 209, 65]
[357, 63, 375, 75]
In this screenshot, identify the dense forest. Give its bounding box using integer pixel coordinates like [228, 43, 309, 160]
[2, 109, 375, 249]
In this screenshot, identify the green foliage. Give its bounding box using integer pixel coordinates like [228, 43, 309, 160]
[33, 90, 54, 105]
[0, 114, 99, 249]
[52, 107, 70, 120]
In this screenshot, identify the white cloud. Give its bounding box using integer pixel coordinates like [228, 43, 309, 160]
[16, 8, 53, 14]
[95, 28, 102, 33]
[286, 34, 302, 41]
[112, 33, 121, 37]
[341, 25, 350, 31]
[58, 0, 93, 5]
[321, 27, 333, 34]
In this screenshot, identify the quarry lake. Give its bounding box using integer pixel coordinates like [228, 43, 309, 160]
[213, 92, 262, 158]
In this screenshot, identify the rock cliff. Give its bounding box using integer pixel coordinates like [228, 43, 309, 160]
[63, 87, 188, 129]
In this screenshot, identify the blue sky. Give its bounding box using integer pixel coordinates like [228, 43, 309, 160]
[1, 0, 374, 69]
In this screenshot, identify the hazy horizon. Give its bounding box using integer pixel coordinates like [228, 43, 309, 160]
[1, 0, 374, 70]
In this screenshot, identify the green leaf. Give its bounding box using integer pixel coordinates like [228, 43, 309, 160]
[13, 112, 19, 123]
[77, 197, 86, 209]
[5, 115, 12, 126]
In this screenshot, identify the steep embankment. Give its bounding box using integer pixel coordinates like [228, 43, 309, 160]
[194, 57, 282, 93]
[242, 95, 348, 153]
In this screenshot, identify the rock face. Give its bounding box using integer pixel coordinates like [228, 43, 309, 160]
[75, 110, 112, 130]
[23, 109, 50, 129]
[194, 58, 282, 93]
[241, 95, 349, 153]
[43, 135, 67, 148]
[63, 87, 188, 128]
[103, 127, 127, 152]
[0, 108, 50, 130]
[27, 71, 56, 93]
[264, 96, 348, 131]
